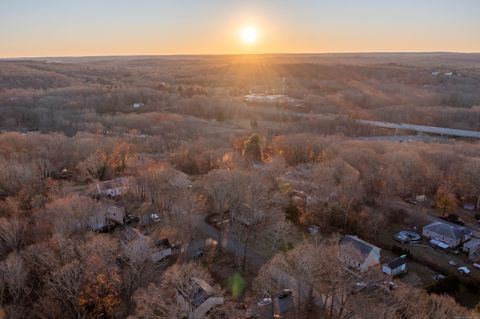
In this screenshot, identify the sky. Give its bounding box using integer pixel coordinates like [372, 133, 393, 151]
[1, 0, 479, 57]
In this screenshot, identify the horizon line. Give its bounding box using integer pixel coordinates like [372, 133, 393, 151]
[2, 50, 480, 60]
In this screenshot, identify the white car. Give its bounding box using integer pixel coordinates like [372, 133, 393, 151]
[257, 297, 272, 307]
[150, 213, 161, 222]
[355, 282, 367, 291]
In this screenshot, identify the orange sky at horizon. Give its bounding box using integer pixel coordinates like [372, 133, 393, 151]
[1, 0, 479, 58]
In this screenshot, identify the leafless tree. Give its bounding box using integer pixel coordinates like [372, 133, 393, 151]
[0, 217, 27, 257]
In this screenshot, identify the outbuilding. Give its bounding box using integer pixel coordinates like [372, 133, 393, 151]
[382, 256, 407, 277]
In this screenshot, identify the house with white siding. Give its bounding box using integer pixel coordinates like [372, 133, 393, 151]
[422, 221, 472, 248]
[339, 235, 381, 272]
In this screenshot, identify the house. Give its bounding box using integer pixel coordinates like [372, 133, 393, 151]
[415, 195, 427, 203]
[339, 235, 381, 272]
[176, 277, 224, 319]
[463, 239, 480, 253]
[382, 256, 407, 277]
[122, 228, 173, 262]
[431, 71, 440, 76]
[132, 102, 145, 109]
[151, 238, 173, 262]
[97, 177, 131, 197]
[469, 247, 480, 263]
[422, 221, 472, 248]
[463, 239, 480, 262]
[89, 205, 125, 231]
[231, 203, 264, 227]
[244, 94, 300, 106]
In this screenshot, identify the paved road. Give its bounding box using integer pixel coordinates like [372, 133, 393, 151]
[196, 219, 268, 270]
[196, 219, 352, 313]
[240, 106, 480, 140]
[356, 135, 447, 143]
[356, 120, 480, 139]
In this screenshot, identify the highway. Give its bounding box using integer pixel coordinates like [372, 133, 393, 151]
[356, 120, 480, 139]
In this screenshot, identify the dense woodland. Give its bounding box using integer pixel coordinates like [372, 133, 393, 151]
[1, 53, 480, 318]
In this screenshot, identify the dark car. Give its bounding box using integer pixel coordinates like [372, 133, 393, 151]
[276, 289, 292, 299]
[125, 214, 140, 225]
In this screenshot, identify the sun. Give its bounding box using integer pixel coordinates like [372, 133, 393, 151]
[241, 26, 257, 44]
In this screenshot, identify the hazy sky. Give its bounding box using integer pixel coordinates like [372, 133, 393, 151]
[1, 0, 479, 57]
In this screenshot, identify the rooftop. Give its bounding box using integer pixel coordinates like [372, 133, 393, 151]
[385, 256, 406, 269]
[423, 221, 472, 241]
[340, 235, 381, 260]
[178, 277, 216, 308]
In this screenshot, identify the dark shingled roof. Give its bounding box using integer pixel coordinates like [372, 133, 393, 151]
[385, 257, 406, 269]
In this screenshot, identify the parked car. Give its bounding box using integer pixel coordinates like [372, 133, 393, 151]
[433, 274, 446, 281]
[194, 249, 204, 258]
[150, 213, 161, 222]
[125, 214, 139, 224]
[458, 266, 471, 276]
[383, 281, 397, 290]
[277, 289, 292, 299]
[355, 282, 367, 290]
[257, 297, 272, 307]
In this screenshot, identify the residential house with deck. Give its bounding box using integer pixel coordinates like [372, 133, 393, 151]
[422, 221, 472, 248]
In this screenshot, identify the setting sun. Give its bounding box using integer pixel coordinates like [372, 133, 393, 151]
[240, 26, 258, 44]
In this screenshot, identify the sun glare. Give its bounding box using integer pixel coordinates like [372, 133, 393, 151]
[241, 26, 257, 44]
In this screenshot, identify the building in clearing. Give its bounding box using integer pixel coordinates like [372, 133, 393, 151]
[463, 239, 480, 263]
[97, 177, 131, 197]
[132, 102, 145, 109]
[382, 256, 407, 277]
[244, 94, 301, 107]
[339, 235, 381, 272]
[422, 221, 472, 248]
[89, 204, 125, 232]
[176, 277, 224, 319]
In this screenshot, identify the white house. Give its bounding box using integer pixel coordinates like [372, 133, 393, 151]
[422, 221, 472, 248]
[176, 277, 224, 319]
[132, 102, 145, 109]
[244, 94, 300, 106]
[339, 235, 381, 272]
[463, 239, 480, 253]
[382, 256, 407, 277]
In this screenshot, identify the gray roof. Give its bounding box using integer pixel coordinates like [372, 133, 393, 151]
[178, 278, 215, 308]
[423, 221, 471, 241]
[340, 235, 381, 260]
[464, 239, 480, 250]
[385, 257, 406, 269]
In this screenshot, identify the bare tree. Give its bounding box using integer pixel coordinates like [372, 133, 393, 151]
[0, 217, 27, 258]
[120, 237, 157, 301]
[45, 260, 84, 319]
[0, 253, 30, 306]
